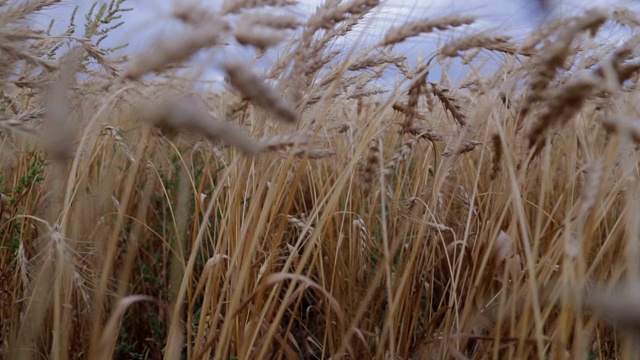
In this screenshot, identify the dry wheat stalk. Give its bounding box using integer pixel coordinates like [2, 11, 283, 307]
[394, 59, 412, 78]
[291, 148, 335, 159]
[590, 36, 640, 90]
[577, 158, 603, 226]
[392, 102, 426, 122]
[439, 61, 452, 87]
[586, 282, 640, 342]
[222, 0, 297, 14]
[310, 14, 360, 51]
[306, 0, 380, 32]
[233, 26, 287, 50]
[345, 88, 387, 100]
[461, 48, 482, 65]
[519, 18, 570, 53]
[333, 124, 350, 134]
[240, 12, 301, 29]
[0, 93, 19, 114]
[362, 138, 381, 188]
[394, 63, 431, 133]
[35, 27, 74, 60]
[0, 116, 39, 136]
[600, 115, 640, 144]
[78, 38, 119, 77]
[609, 61, 640, 85]
[578, 44, 617, 71]
[612, 7, 640, 27]
[403, 126, 444, 143]
[400, 80, 424, 134]
[172, 1, 220, 25]
[282, 2, 378, 104]
[527, 73, 599, 149]
[223, 61, 297, 124]
[425, 221, 453, 233]
[287, 214, 314, 237]
[458, 78, 486, 93]
[40, 47, 83, 162]
[300, 91, 325, 107]
[519, 9, 608, 119]
[305, 49, 341, 80]
[490, 133, 502, 181]
[0, 39, 57, 71]
[103, 125, 135, 163]
[0, 0, 61, 23]
[380, 15, 475, 46]
[266, 13, 350, 81]
[351, 217, 370, 282]
[350, 65, 388, 92]
[16, 238, 29, 282]
[0, 27, 46, 42]
[439, 34, 523, 61]
[0, 10, 60, 98]
[4, 107, 44, 123]
[568, 8, 609, 37]
[611, 33, 640, 65]
[424, 86, 436, 113]
[303, 17, 367, 83]
[383, 137, 417, 175]
[348, 51, 406, 72]
[443, 140, 482, 157]
[123, 23, 228, 80]
[145, 97, 263, 154]
[226, 100, 250, 118]
[429, 83, 466, 127]
[258, 134, 309, 151]
[583, 34, 640, 91]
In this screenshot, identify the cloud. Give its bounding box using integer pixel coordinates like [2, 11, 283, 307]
[33, 0, 640, 44]
[29, 0, 640, 87]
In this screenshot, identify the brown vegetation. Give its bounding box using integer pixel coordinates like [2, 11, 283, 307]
[2, 1, 640, 359]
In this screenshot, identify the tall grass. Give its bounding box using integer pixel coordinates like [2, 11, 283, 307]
[2, 0, 640, 359]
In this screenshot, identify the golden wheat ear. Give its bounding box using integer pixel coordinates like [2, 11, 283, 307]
[586, 283, 640, 343]
[222, 61, 298, 124]
[143, 96, 264, 154]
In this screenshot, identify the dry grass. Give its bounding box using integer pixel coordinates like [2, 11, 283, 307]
[3, 1, 640, 359]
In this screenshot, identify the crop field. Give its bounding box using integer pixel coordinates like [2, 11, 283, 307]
[2, 0, 640, 359]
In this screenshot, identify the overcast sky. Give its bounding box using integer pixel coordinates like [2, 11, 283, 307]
[31, 0, 640, 85]
[33, 0, 640, 45]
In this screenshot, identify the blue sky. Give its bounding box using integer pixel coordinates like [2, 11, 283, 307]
[31, 0, 640, 85]
[104, 0, 640, 53]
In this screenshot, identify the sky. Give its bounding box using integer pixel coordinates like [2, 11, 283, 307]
[28, 0, 640, 85]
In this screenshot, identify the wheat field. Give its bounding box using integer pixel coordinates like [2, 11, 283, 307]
[2, 0, 640, 359]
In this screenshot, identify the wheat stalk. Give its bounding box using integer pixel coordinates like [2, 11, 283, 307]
[429, 82, 467, 127]
[443, 140, 482, 157]
[233, 26, 287, 50]
[145, 97, 264, 154]
[380, 15, 475, 46]
[490, 133, 502, 181]
[519, 8, 609, 119]
[123, 22, 228, 80]
[439, 33, 524, 61]
[222, 0, 297, 14]
[103, 125, 135, 163]
[362, 138, 381, 188]
[223, 61, 298, 124]
[383, 137, 417, 175]
[527, 73, 599, 150]
[349, 51, 406, 72]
